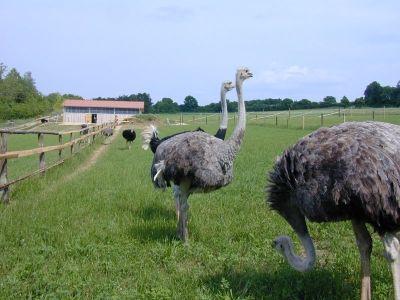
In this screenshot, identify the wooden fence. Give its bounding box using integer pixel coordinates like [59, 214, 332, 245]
[0, 122, 115, 203]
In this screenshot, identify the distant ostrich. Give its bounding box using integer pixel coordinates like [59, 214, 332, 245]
[102, 127, 113, 137]
[122, 129, 136, 149]
[80, 124, 89, 135]
[142, 68, 252, 242]
[142, 80, 235, 153]
[268, 121, 400, 300]
[40, 118, 48, 124]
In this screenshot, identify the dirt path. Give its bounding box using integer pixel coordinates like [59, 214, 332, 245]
[62, 125, 122, 182]
[36, 126, 122, 197]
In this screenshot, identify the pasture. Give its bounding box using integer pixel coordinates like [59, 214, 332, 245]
[0, 110, 399, 299]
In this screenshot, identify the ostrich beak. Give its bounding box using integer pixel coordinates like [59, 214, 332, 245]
[248, 72, 253, 78]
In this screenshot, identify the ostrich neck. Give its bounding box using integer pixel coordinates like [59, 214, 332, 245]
[283, 234, 316, 272]
[226, 78, 246, 154]
[220, 88, 228, 129]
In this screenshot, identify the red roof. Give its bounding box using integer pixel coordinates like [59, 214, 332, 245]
[63, 99, 144, 109]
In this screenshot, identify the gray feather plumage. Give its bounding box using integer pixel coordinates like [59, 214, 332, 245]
[268, 121, 400, 234]
[151, 131, 239, 192]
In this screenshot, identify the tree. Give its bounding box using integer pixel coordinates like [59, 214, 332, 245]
[364, 81, 383, 106]
[340, 96, 350, 107]
[354, 97, 365, 108]
[153, 98, 179, 113]
[182, 95, 199, 112]
[136, 93, 153, 113]
[282, 98, 294, 109]
[0, 63, 6, 80]
[62, 93, 83, 99]
[322, 96, 337, 107]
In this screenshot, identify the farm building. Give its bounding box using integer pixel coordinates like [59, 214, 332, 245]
[63, 99, 144, 124]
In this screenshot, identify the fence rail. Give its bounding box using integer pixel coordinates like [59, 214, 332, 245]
[0, 122, 115, 203]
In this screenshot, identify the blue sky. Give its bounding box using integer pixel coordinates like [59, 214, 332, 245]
[1, 0, 399, 105]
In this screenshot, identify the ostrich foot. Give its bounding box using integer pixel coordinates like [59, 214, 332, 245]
[382, 233, 400, 300]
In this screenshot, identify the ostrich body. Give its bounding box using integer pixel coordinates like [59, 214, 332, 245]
[40, 118, 48, 124]
[143, 81, 235, 154]
[102, 127, 113, 137]
[122, 129, 136, 149]
[145, 68, 252, 242]
[268, 121, 400, 300]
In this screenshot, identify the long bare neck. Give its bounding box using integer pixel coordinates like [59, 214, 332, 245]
[281, 234, 316, 272]
[227, 77, 246, 153]
[220, 87, 228, 129]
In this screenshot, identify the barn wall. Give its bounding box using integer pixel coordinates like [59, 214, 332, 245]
[63, 107, 140, 124]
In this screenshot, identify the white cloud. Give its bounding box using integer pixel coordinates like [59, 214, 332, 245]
[258, 65, 336, 84]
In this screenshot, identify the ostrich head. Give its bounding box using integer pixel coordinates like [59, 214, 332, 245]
[272, 234, 316, 272]
[222, 81, 235, 92]
[272, 235, 290, 255]
[236, 67, 253, 82]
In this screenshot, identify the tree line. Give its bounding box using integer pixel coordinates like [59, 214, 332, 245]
[1, 62, 399, 119]
[0, 63, 85, 119]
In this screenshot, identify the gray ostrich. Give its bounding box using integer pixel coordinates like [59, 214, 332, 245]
[142, 80, 235, 153]
[268, 121, 400, 300]
[143, 68, 252, 242]
[214, 80, 235, 140]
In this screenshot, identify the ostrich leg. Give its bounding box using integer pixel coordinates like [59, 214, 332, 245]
[173, 185, 180, 220]
[382, 233, 400, 300]
[177, 182, 190, 242]
[352, 220, 372, 300]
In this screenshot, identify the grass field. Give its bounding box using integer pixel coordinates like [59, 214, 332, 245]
[0, 112, 399, 299]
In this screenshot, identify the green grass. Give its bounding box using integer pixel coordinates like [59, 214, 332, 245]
[0, 116, 398, 298]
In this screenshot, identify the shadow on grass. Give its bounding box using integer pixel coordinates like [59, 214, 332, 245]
[126, 203, 180, 242]
[137, 205, 176, 220]
[201, 266, 357, 299]
[128, 222, 179, 242]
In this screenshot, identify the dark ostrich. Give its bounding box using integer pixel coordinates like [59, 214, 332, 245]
[40, 118, 48, 124]
[142, 80, 235, 154]
[268, 121, 400, 300]
[80, 124, 89, 135]
[122, 129, 136, 149]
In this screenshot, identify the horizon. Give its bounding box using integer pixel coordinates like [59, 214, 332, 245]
[1, 1, 399, 105]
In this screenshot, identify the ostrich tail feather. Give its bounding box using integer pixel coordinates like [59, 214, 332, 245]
[141, 124, 158, 150]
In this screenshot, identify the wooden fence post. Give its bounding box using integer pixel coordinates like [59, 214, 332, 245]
[234, 114, 236, 125]
[321, 114, 324, 126]
[372, 110, 375, 120]
[206, 115, 208, 125]
[58, 134, 62, 160]
[384, 106, 386, 120]
[0, 133, 9, 204]
[343, 111, 346, 123]
[70, 133, 74, 155]
[38, 133, 45, 174]
[193, 115, 195, 123]
[302, 115, 305, 130]
[338, 107, 341, 117]
[275, 114, 278, 126]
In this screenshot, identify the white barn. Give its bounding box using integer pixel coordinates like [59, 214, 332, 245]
[63, 99, 144, 124]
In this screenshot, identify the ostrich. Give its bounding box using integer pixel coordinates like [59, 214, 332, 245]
[102, 127, 113, 137]
[214, 80, 235, 140]
[40, 118, 48, 124]
[80, 123, 89, 135]
[142, 68, 252, 242]
[122, 129, 136, 149]
[268, 121, 400, 300]
[142, 80, 235, 154]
